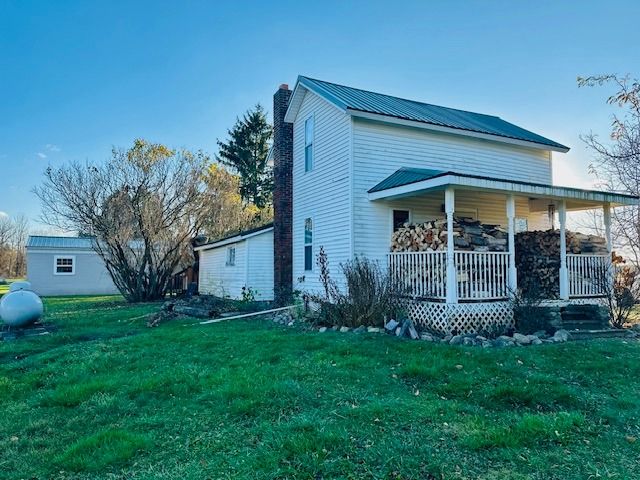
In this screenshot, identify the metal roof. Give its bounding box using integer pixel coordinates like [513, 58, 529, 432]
[26, 235, 95, 249]
[291, 76, 569, 152]
[194, 223, 274, 251]
[369, 167, 446, 193]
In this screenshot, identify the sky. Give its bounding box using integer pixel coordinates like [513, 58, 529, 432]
[0, 0, 638, 230]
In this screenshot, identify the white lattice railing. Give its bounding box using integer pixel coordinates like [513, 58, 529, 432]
[388, 251, 446, 299]
[455, 251, 510, 300]
[567, 254, 610, 297]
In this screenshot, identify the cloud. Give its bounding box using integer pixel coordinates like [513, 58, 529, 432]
[45, 144, 61, 152]
[37, 152, 47, 159]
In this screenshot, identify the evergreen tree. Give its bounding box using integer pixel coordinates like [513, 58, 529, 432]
[216, 104, 273, 208]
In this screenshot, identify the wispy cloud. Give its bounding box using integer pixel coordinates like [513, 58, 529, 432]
[37, 152, 47, 159]
[45, 144, 61, 152]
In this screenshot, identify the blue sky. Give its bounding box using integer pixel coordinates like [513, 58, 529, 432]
[1, 1, 638, 228]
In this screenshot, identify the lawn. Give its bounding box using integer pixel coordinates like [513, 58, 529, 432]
[1, 297, 639, 479]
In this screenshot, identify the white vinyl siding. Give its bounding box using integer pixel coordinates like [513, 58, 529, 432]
[291, 90, 351, 294]
[351, 116, 551, 265]
[198, 229, 274, 300]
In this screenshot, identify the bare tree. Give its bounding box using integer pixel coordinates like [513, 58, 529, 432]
[593, 254, 640, 328]
[0, 214, 29, 278]
[34, 139, 212, 302]
[578, 74, 640, 265]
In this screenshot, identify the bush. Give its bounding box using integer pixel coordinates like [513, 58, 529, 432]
[309, 247, 405, 328]
[511, 285, 554, 334]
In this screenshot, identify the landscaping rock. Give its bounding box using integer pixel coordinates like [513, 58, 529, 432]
[552, 329, 570, 343]
[407, 322, 419, 340]
[367, 327, 381, 333]
[513, 333, 531, 345]
[420, 333, 436, 342]
[353, 326, 366, 334]
[331, 325, 339, 331]
[449, 335, 463, 346]
[494, 336, 515, 348]
[385, 319, 399, 332]
[532, 330, 548, 338]
[531, 337, 543, 345]
[339, 326, 350, 333]
[482, 340, 492, 348]
[395, 326, 402, 336]
[318, 327, 327, 333]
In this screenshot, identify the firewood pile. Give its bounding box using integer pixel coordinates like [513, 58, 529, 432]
[515, 229, 608, 298]
[390, 217, 508, 252]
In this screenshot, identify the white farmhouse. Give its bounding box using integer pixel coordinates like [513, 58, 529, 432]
[26, 236, 118, 296]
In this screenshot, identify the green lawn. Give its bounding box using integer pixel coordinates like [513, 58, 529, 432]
[1, 297, 639, 479]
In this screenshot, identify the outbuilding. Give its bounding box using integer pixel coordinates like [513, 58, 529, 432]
[195, 224, 274, 301]
[26, 236, 119, 296]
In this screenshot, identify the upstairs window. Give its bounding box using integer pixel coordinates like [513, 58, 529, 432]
[226, 247, 236, 266]
[54, 256, 75, 275]
[392, 209, 411, 232]
[304, 116, 314, 172]
[304, 218, 313, 271]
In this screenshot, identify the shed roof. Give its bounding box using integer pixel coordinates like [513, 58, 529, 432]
[194, 223, 274, 252]
[26, 236, 95, 249]
[285, 76, 569, 152]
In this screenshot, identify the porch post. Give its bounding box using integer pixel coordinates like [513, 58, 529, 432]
[603, 202, 612, 256]
[506, 194, 518, 293]
[445, 187, 458, 303]
[558, 200, 569, 300]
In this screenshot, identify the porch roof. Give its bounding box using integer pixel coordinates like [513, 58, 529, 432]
[368, 167, 639, 209]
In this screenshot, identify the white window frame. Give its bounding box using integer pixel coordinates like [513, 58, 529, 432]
[390, 208, 412, 234]
[304, 115, 314, 173]
[53, 255, 76, 276]
[225, 246, 236, 267]
[304, 217, 313, 272]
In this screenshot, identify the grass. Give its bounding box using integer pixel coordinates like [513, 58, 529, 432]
[0, 297, 639, 479]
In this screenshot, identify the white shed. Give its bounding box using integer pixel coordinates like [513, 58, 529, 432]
[26, 236, 119, 296]
[196, 224, 274, 301]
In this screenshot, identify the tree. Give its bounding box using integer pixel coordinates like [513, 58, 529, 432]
[578, 74, 640, 265]
[34, 139, 212, 302]
[216, 104, 273, 208]
[201, 164, 272, 240]
[0, 214, 29, 278]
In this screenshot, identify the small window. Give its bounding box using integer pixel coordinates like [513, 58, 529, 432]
[392, 210, 410, 232]
[54, 256, 75, 275]
[304, 218, 313, 271]
[226, 247, 236, 266]
[304, 116, 314, 172]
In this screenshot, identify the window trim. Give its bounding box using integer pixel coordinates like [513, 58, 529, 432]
[304, 217, 313, 272]
[225, 246, 236, 267]
[304, 114, 314, 173]
[53, 255, 76, 276]
[390, 208, 412, 234]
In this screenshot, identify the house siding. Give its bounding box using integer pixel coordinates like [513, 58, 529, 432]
[352, 118, 554, 265]
[26, 249, 119, 296]
[291, 90, 352, 294]
[198, 230, 274, 300]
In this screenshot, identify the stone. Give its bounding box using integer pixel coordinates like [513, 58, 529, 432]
[353, 326, 366, 334]
[552, 329, 570, 343]
[318, 327, 327, 333]
[395, 326, 402, 336]
[494, 337, 514, 348]
[482, 340, 493, 348]
[531, 338, 543, 345]
[367, 327, 380, 333]
[385, 319, 399, 332]
[476, 335, 488, 342]
[513, 333, 531, 345]
[340, 326, 350, 333]
[443, 334, 453, 342]
[449, 335, 463, 346]
[331, 325, 339, 331]
[532, 330, 548, 338]
[407, 322, 420, 340]
[421, 333, 435, 342]
[287, 321, 294, 327]
[462, 337, 475, 346]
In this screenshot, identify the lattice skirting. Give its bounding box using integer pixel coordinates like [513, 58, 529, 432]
[405, 300, 514, 335]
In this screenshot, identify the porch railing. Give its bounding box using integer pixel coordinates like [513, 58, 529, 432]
[455, 251, 510, 300]
[567, 254, 609, 297]
[388, 251, 446, 300]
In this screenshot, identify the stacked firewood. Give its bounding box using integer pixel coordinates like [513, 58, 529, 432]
[390, 217, 509, 252]
[515, 229, 608, 298]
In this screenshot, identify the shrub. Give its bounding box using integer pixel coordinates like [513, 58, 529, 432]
[511, 284, 553, 334]
[309, 247, 405, 327]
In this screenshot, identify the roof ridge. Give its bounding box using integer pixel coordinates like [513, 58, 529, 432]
[299, 75, 502, 120]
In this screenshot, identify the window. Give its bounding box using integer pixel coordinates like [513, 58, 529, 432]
[54, 256, 75, 275]
[304, 116, 314, 172]
[304, 218, 313, 271]
[226, 247, 236, 266]
[392, 209, 411, 232]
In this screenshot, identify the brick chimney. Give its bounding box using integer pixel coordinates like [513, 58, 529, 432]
[273, 83, 293, 304]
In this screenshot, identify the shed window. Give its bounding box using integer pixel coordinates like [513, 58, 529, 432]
[304, 218, 313, 271]
[392, 209, 410, 232]
[226, 247, 236, 266]
[54, 256, 75, 275]
[304, 116, 314, 172]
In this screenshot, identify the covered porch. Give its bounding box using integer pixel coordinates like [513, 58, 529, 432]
[368, 169, 638, 332]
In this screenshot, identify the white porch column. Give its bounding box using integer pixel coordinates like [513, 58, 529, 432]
[603, 202, 612, 256]
[558, 200, 569, 300]
[445, 187, 458, 303]
[506, 194, 518, 293]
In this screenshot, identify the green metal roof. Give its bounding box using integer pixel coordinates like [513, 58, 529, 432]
[369, 167, 447, 193]
[26, 236, 95, 249]
[297, 76, 569, 151]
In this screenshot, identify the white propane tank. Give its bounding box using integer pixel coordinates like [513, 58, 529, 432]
[0, 290, 44, 327]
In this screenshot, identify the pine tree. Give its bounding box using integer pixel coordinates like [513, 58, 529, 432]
[216, 104, 273, 208]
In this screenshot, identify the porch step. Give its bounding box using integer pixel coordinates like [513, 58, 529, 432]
[567, 329, 629, 340]
[559, 304, 609, 331]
